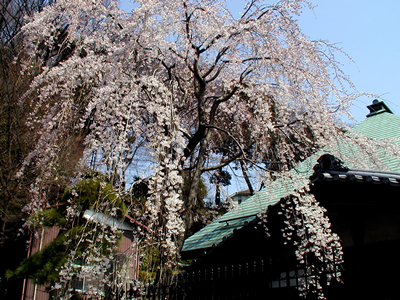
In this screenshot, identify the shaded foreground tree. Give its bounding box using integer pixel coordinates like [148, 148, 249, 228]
[0, 1, 57, 299]
[14, 0, 375, 297]
[0, 0, 55, 247]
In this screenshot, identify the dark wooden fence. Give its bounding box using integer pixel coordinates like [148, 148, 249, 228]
[127, 258, 308, 300]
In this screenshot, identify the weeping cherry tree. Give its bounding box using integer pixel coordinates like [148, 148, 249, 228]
[16, 0, 369, 296]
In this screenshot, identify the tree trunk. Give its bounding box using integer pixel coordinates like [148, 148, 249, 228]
[240, 160, 254, 196]
[182, 131, 212, 241]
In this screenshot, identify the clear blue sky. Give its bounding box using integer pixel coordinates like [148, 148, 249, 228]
[119, 0, 400, 123]
[296, 0, 400, 123]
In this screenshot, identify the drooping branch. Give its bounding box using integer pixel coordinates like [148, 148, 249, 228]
[204, 53, 229, 83]
[204, 124, 247, 158]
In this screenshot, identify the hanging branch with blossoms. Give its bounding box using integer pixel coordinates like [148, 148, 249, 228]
[254, 172, 344, 299]
[140, 75, 186, 278]
[278, 190, 343, 299]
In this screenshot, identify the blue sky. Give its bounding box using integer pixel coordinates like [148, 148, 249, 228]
[296, 0, 400, 123]
[119, 0, 400, 123]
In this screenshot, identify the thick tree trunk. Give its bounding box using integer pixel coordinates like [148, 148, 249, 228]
[182, 131, 212, 241]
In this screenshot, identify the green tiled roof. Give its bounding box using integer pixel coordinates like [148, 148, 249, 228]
[353, 110, 400, 140]
[182, 107, 400, 253]
[352, 111, 400, 172]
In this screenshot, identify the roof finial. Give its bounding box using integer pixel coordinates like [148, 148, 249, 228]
[366, 99, 393, 117]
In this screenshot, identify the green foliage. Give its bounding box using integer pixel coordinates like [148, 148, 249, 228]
[7, 234, 68, 284]
[181, 172, 207, 204]
[9, 174, 128, 285]
[8, 223, 123, 285]
[210, 169, 232, 186]
[197, 179, 207, 202]
[139, 244, 160, 283]
[26, 208, 67, 229]
[62, 176, 127, 218]
[138, 243, 186, 283]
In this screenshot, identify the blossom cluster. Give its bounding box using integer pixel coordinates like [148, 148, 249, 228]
[279, 190, 343, 299]
[143, 76, 186, 265]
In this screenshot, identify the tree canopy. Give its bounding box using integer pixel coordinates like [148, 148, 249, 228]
[13, 0, 371, 297]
